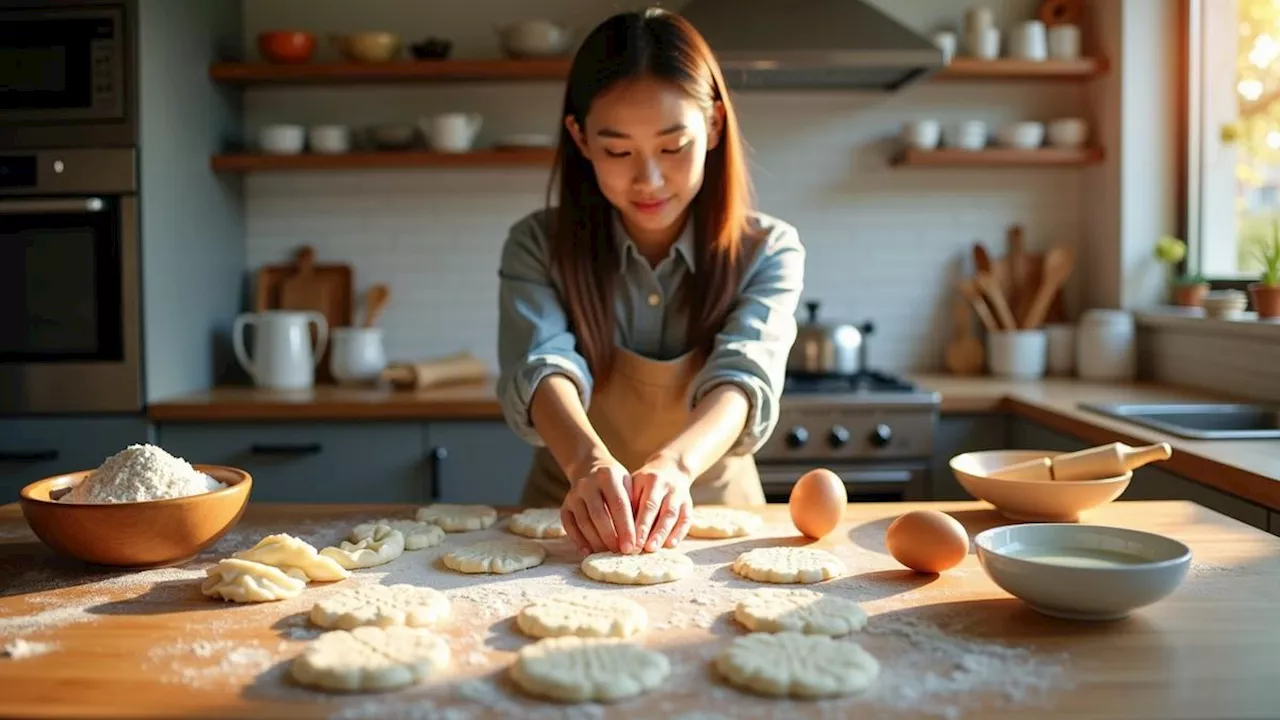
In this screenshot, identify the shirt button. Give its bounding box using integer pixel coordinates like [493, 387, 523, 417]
[647, 293, 661, 307]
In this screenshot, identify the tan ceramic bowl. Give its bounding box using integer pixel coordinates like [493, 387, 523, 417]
[950, 450, 1131, 522]
[19, 465, 252, 568]
[331, 32, 401, 63]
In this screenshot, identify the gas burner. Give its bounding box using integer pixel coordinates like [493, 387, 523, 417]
[783, 370, 918, 395]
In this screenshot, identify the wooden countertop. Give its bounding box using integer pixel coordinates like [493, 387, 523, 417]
[147, 376, 1280, 512]
[1, 501, 1276, 719]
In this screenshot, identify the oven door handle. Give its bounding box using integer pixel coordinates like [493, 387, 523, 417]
[0, 198, 105, 214]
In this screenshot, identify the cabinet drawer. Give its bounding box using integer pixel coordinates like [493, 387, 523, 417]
[426, 421, 534, 505]
[158, 422, 426, 503]
[0, 417, 152, 502]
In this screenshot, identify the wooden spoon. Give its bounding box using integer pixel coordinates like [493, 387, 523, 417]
[944, 291, 985, 375]
[362, 284, 390, 327]
[957, 278, 1000, 333]
[1022, 246, 1076, 329]
[1007, 225, 1026, 318]
[976, 271, 1018, 331]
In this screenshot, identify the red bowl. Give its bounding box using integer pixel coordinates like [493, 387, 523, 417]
[258, 31, 316, 64]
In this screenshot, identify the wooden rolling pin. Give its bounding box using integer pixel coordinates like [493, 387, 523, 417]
[990, 442, 1174, 482]
[379, 352, 488, 390]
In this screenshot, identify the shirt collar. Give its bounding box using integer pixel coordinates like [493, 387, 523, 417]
[612, 211, 696, 272]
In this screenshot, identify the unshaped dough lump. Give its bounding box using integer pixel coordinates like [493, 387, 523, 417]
[734, 588, 867, 635]
[320, 524, 405, 569]
[442, 539, 546, 574]
[581, 550, 693, 585]
[510, 636, 670, 702]
[311, 583, 451, 630]
[715, 631, 879, 698]
[517, 593, 647, 639]
[201, 558, 306, 603]
[350, 519, 443, 551]
[507, 508, 566, 539]
[415, 503, 496, 532]
[687, 507, 763, 539]
[289, 625, 450, 693]
[731, 547, 845, 584]
[232, 533, 350, 582]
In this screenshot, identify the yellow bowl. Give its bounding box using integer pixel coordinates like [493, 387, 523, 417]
[331, 32, 401, 63]
[18, 465, 252, 568]
[949, 450, 1131, 522]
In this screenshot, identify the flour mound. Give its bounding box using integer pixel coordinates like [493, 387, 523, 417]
[62, 444, 225, 503]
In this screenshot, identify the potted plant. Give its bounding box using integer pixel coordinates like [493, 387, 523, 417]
[1249, 222, 1280, 319]
[1154, 235, 1208, 307]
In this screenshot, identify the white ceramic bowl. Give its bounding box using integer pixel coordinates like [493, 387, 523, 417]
[974, 523, 1192, 620]
[943, 120, 987, 151]
[259, 124, 305, 155]
[307, 125, 350, 155]
[996, 121, 1046, 149]
[950, 450, 1131, 522]
[1047, 118, 1088, 148]
[901, 119, 942, 150]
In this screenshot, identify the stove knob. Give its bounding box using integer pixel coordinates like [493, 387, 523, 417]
[786, 426, 809, 449]
[868, 423, 892, 448]
[828, 425, 850, 449]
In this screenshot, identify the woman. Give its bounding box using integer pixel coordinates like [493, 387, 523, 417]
[497, 8, 804, 558]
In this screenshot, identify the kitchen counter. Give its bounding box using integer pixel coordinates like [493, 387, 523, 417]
[1, 501, 1276, 719]
[148, 376, 1280, 511]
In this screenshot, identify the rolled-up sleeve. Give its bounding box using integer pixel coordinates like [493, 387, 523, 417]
[690, 223, 805, 454]
[496, 214, 593, 446]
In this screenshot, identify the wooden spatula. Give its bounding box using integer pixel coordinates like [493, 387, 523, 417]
[944, 291, 985, 375]
[362, 284, 390, 327]
[278, 246, 331, 314]
[1007, 225, 1027, 317]
[976, 271, 1018, 331]
[1022, 246, 1076, 329]
[957, 278, 1000, 333]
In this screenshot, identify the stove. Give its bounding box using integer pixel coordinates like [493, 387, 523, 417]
[755, 370, 941, 503]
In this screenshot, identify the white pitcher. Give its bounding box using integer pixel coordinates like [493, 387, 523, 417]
[232, 310, 328, 390]
[420, 112, 483, 153]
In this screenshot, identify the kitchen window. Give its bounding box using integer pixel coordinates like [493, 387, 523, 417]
[1186, 0, 1280, 285]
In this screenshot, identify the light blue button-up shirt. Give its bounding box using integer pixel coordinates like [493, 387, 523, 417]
[496, 208, 805, 454]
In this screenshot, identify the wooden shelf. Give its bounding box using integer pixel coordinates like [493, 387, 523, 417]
[891, 147, 1104, 168]
[934, 57, 1108, 80]
[210, 148, 556, 173]
[209, 59, 571, 84]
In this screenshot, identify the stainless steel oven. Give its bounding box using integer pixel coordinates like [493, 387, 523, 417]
[0, 147, 141, 414]
[0, 0, 135, 148]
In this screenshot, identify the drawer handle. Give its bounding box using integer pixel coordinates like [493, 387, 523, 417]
[428, 446, 447, 501]
[249, 443, 323, 456]
[0, 450, 59, 463]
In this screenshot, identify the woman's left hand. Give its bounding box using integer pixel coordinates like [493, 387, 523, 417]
[630, 453, 694, 552]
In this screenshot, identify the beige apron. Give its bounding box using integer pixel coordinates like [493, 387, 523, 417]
[520, 346, 765, 508]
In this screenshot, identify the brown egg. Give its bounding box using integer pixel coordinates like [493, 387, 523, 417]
[885, 510, 969, 573]
[789, 468, 847, 539]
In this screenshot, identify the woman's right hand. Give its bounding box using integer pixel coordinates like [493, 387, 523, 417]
[561, 454, 637, 556]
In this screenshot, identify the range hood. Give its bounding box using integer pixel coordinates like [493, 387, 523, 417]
[677, 0, 944, 91]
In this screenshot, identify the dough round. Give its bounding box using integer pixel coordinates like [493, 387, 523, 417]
[351, 519, 444, 550]
[290, 625, 450, 693]
[688, 507, 763, 539]
[731, 547, 845, 584]
[442, 539, 546, 574]
[201, 558, 306, 603]
[715, 632, 878, 698]
[232, 533, 351, 582]
[734, 588, 867, 635]
[517, 593, 647, 639]
[415, 503, 497, 532]
[510, 636, 669, 702]
[581, 550, 693, 585]
[320, 524, 405, 569]
[507, 508, 566, 539]
[310, 583, 451, 630]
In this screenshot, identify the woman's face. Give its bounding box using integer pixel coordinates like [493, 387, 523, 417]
[568, 76, 723, 237]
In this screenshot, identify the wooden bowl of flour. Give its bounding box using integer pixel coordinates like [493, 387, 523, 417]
[19, 465, 252, 568]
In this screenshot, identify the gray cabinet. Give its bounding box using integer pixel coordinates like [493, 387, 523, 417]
[158, 422, 426, 503]
[0, 417, 152, 502]
[931, 415, 1008, 500]
[1270, 511, 1280, 536]
[1006, 417, 1088, 452]
[425, 421, 535, 506]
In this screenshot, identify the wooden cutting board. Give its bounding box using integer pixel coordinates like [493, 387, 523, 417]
[254, 246, 353, 383]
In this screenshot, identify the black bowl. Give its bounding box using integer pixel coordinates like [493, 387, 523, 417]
[410, 38, 453, 60]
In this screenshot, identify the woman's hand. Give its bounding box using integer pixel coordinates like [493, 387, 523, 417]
[561, 453, 637, 556]
[631, 453, 694, 552]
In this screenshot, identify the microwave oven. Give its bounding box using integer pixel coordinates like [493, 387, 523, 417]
[0, 0, 135, 148]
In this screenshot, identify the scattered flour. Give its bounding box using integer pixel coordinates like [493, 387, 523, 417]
[146, 639, 278, 687]
[0, 604, 97, 636]
[61, 443, 225, 503]
[2, 638, 58, 660]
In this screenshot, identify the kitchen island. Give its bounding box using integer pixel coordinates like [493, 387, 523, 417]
[1, 501, 1276, 719]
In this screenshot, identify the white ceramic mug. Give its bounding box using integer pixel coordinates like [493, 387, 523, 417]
[987, 329, 1048, 379]
[932, 31, 957, 64]
[1009, 20, 1048, 61]
[901, 119, 942, 150]
[259, 124, 305, 155]
[1048, 24, 1082, 60]
[944, 120, 987, 150]
[330, 327, 388, 385]
[422, 112, 483, 153]
[996, 121, 1045, 149]
[1047, 118, 1089, 148]
[1046, 324, 1077, 376]
[967, 26, 1001, 60]
[232, 310, 328, 390]
[308, 125, 350, 154]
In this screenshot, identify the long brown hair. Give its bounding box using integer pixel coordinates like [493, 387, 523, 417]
[548, 8, 753, 383]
